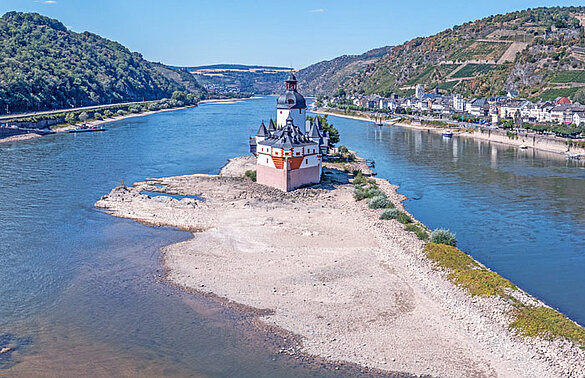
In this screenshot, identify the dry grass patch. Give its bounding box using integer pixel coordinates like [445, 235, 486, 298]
[424, 243, 516, 296]
[511, 305, 585, 346]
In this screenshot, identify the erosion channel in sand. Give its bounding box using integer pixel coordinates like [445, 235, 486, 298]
[95, 155, 585, 378]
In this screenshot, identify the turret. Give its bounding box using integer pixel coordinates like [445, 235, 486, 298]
[277, 71, 307, 131]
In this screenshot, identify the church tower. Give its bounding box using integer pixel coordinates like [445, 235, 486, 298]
[277, 72, 306, 132]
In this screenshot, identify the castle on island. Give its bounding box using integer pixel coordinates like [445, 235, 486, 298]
[249, 73, 329, 191]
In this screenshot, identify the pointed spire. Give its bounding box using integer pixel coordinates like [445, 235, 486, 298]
[314, 116, 321, 130]
[268, 118, 276, 132]
[256, 120, 268, 137]
[310, 122, 322, 138]
[286, 113, 294, 125]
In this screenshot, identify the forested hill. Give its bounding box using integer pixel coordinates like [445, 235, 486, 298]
[0, 12, 206, 115]
[304, 7, 585, 101]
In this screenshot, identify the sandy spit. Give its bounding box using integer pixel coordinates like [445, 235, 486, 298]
[95, 156, 585, 378]
[0, 133, 42, 144]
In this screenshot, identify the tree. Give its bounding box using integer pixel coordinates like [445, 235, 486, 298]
[78, 111, 88, 122]
[573, 88, 585, 104]
[307, 115, 340, 146]
[65, 112, 76, 124]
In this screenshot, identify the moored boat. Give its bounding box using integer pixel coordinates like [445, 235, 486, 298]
[442, 129, 453, 137]
[69, 125, 106, 133]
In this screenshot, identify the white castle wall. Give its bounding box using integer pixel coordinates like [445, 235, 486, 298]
[277, 108, 306, 132]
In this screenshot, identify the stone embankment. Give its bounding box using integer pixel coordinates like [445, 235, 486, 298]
[95, 156, 585, 378]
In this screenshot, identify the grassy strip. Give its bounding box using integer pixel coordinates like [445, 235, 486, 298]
[424, 243, 516, 296]
[352, 173, 585, 346]
[511, 305, 585, 346]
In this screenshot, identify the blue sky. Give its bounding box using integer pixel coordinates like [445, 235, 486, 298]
[0, 1, 581, 68]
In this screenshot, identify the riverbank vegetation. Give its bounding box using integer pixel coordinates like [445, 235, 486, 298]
[1, 91, 199, 129]
[424, 243, 517, 297]
[350, 168, 585, 347]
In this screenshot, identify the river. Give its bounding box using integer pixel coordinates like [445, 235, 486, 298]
[0, 96, 583, 376]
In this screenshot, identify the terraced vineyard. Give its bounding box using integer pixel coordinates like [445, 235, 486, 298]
[537, 87, 580, 101]
[449, 41, 512, 62]
[406, 64, 460, 85]
[552, 70, 585, 83]
[451, 64, 499, 78]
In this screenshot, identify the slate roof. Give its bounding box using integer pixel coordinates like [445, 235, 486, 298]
[258, 116, 315, 149]
[256, 121, 268, 137]
[277, 90, 307, 110]
[267, 118, 276, 132]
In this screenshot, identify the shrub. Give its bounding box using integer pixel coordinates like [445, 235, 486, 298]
[244, 170, 257, 182]
[380, 208, 400, 220]
[352, 172, 368, 186]
[354, 184, 385, 201]
[396, 212, 413, 224]
[338, 145, 349, 154]
[430, 228, 457, 246]
[368, 195, 389, 209]
[65, 112, 76, 124]
[405, 224, 429, 240]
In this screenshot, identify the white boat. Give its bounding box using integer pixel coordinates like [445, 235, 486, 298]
[519, 145, 528, 150]
[442, 129, 453, 137]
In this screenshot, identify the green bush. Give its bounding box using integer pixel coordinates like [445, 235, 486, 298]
[405, 224, 428, 240]
[244, 170, 257, 182]
[338, 145, 349, 154]
[368, 195, 389, 209]
[396, 213, 413, 224]
[430, 228, 457, 246]
[354, 184, 385, 201]
[380, 208, 400, 220]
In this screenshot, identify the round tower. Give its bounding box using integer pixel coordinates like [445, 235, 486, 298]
[277, 72, 306, 132]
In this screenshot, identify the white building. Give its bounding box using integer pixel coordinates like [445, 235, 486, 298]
[453, 94, 465, 112]
[415, 84, 425, 100]
[277, 72, 306, 132]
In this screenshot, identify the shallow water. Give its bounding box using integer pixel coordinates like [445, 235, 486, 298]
[0, 98, 383, 377]
[327, 116, 585, 325]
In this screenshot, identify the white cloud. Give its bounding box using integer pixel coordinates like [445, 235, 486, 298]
[309, 9, 324, 13]
[44, 1, 57, 4]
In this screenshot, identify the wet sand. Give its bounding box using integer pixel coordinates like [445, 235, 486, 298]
[95, 156, 585, 378]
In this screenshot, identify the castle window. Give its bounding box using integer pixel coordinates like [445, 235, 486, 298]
[305, 159, 308, 164]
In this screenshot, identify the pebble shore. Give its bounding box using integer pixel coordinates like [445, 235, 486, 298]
[95, 156, 585, 378]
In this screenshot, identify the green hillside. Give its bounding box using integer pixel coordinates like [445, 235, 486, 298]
[328, 6, 585, 100]
[0, 12, 206, 114]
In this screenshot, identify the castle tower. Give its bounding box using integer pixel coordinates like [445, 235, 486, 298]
[256, 114, 321, 191]
[277, 72, 307, 132]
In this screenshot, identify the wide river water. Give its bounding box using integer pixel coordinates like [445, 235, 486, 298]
[0, 96, 584, 376]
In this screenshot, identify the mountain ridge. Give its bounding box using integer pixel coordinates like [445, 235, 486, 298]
[0, 11, 206, 115]
[297, 6, 585, 101]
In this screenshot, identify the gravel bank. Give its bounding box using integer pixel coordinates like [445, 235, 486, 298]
[95, 156, 585, 377]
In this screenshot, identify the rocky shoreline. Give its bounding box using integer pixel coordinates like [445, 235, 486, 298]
[95, 155, 585, 377]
